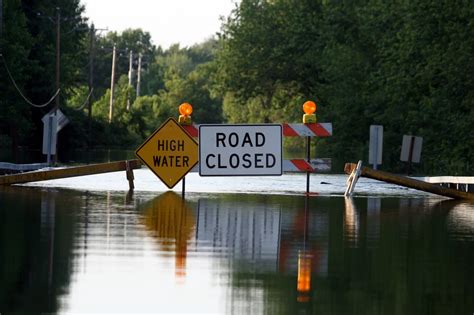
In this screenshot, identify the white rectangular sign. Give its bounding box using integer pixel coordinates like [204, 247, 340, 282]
[199, 124, 282, 176]
[369, 125, 383, 166]
[42, 114, 58, 155]
[400, 135, 423, 163]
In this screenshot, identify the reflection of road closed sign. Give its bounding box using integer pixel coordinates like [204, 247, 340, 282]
[199, 124, 282, 176]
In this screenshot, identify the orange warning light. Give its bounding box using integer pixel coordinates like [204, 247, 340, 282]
[302, 101, 317, 124]
[179, 103, 193, 116]
[178, 103, 193, 125]
[302, 101, 317, 115]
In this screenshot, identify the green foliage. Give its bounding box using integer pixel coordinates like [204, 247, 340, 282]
[2, 0, 472, 174]
[216, 0, 474, 174]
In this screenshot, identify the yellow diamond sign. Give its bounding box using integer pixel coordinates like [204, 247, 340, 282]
[135, 118, 198, 189]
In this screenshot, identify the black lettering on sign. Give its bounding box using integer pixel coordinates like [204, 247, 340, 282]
[216, 132, 267, 148]
[266, 154, 276, 167]
[242, 153, 252, 168]
[153, 155, 190, 167]
[242, 133, 252, 147]
[157, 140, 185, 151]
[206, 154, 216, 169]
[217, 154, 227, 168]
[183, 156, 189, 167]
[228, 133, 239, 147]
[229, 154, 239, 168]
[255, 153, 264, 168]
[216, 133, 226, 147]
[256, 132, 265, 147]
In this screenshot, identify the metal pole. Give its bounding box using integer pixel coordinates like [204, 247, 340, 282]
[0, 0, 3, 52]
[53, 7, 60, 164]
[306, 136, 310, 194]
[136, 53, 142, 97]
[407, 136, 415, 175]
[127, 50, 133, 111]
[47, 115, 53, 165]
[181, 177, 186, 199]
[108, 44, 116, 123]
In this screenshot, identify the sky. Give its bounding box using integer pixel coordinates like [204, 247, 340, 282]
[81, 0, 239, 49]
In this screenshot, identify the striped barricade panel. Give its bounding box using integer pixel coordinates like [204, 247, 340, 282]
[183, 123, 332, 138]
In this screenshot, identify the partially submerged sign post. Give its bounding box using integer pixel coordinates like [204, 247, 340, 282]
[135, 118, 198, 189]
[199, 124, 282, 176]
[400, 135, 423, 175]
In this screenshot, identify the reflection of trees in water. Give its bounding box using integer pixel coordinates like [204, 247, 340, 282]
[217, 196, 473, 314]
[141, 192, 195, 279]
[0, 187, 77, 314]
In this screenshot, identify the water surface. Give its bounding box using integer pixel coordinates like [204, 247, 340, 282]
[1, 185, 472, 314]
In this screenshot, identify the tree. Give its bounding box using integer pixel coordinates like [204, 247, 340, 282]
[215, 0, 324, 123]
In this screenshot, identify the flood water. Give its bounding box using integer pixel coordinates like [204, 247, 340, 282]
[1, 177, 473, 314]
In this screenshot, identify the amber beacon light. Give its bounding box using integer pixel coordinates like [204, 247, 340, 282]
[302, 100, 317, 124]
[178, 102, 193, 125]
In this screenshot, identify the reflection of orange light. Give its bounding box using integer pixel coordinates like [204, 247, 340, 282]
[297, 295, 310, 303]
[302, 101, 317, 115]
[297, 252, 312, 293]
[179, 103, 193, 116]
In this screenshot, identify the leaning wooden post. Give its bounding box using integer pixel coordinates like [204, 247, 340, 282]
[344, 160, 362, 197]
[344, 162, 474, 200]
[125, 160, 135, 191]
[0, 160, 142, 185]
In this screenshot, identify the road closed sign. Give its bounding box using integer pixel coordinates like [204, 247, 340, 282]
[199, 124, 282, 176]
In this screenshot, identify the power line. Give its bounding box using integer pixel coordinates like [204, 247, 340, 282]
[70, 88, 94, 111]
[0, 53, 60, 108]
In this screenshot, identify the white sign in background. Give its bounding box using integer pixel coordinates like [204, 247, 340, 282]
[199, 124, 282, 176]
[369, 125, 383, 167]
[400, 135, 423, 163]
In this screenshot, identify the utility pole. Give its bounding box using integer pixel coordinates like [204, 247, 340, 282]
[53, 7, 61, 164]
[108, 44, 116, 123]
[88, 24, 95, 146]
[136, 53, 142, 97]
[0, 0, 3, 52]
[55, 7, 60, 114]
[127, 50, 133, 111]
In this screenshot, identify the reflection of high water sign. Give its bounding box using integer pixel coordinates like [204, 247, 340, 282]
[199, 124, 282, 176]
[135, 118, 198, 189]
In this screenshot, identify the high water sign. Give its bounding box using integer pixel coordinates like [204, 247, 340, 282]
[135, 118, 198, 188]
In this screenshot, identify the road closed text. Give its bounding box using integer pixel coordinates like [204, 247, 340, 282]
[205, 152, 277, 169]
[199, 125, 282, 176]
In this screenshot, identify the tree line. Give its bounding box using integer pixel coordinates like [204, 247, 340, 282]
[1, 0, 472, 174]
